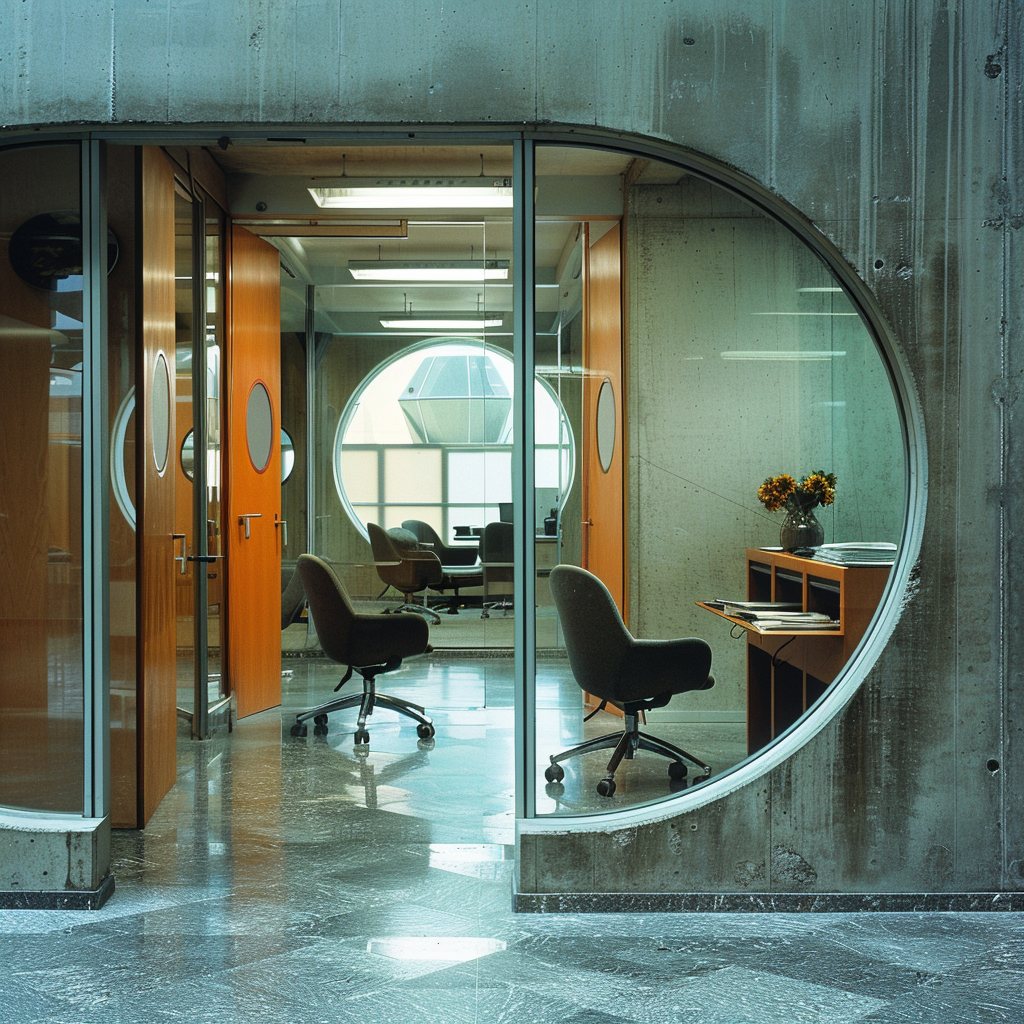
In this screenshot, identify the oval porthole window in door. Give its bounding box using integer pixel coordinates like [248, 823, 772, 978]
[596, 377, 615, 473]
[246, 381, 274, 473]
[151, 351, 171, 475]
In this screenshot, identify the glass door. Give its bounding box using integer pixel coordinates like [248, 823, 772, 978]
[174, 188, 228, 738]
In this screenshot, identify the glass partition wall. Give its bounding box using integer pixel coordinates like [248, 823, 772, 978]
[263, 137, 906, 817]
[532, 145, 906, 814]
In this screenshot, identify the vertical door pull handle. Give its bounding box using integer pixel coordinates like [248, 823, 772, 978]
[275, 514, 288, 547]
[172, 533, 187, 575]
[238, 513, 262, 539]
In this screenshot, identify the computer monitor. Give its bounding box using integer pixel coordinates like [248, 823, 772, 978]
[498, 502, 513, 523]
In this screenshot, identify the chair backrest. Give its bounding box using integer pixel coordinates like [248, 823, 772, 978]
[402, 519, 479, 567]
[548, 564, 634, 698]
[479, 521, 514, 562]
[367, 522, 443, 591]
[281, 563, 307, 629]
[296, 553, 357, 665]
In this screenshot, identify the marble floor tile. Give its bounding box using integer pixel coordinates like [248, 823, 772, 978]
[1, 654, 1022, 1024]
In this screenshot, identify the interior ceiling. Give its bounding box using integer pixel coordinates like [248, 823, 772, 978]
[205, 143, 685, 338]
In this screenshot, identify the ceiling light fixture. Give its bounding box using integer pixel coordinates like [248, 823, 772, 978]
[349, 260, 509, 282]
[379, 314, 504, 330]
[309, 176, 513, 210]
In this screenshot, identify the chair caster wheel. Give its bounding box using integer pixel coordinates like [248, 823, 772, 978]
[668, 761, 687, 781]
[354, 729, 370, 745]
[596, 778, 616, 797]
[313, 714, 328, 727]
[290, 722, 307, 738]
[416, 723, 435, 739]
[313, 724, 328, 738]
[544, 763, 565, 783]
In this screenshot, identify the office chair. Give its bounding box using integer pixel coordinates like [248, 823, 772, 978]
[367, 523, 446, 624]
[281, 563, 307, 629]
[290, 553, 434, 745]
[546, 564, 714, 797]
[479, 520, 514, 618]
[401, 519, 478, 566]
[401, 519, 482, 613]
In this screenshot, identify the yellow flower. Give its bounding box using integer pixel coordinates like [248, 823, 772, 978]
[757, 470, 836, 511]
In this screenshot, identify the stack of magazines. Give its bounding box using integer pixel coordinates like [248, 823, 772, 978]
[812, 542, 897, 567]
[704, 600, 840, 631]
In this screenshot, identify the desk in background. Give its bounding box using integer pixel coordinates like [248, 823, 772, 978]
[699, 549, 891, 754]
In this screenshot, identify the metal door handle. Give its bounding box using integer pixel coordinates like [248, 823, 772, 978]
[238, 513, 262, 539]
[581, 519, 593, 526]
[275, 514, 288, 547]
[172, 533, 187, 575]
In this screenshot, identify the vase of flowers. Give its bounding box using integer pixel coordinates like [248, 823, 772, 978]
[757, 470, 837, 553]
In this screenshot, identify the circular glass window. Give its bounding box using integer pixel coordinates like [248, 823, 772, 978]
[333, 338, 575, 542]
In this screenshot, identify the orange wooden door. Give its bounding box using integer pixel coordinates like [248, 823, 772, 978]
[137, 147, 178, 825]
[226, 225, 282, 719]
[581, 222, 625, 613]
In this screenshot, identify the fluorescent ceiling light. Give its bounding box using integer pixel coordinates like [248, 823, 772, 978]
[380, 315, 504, 330]
[752, 311, 859, 317]
[349, 260, 509, 282]
[721, 350, 847, 360]
[797, 286, 844, 293]
[309, 177, 513, 210]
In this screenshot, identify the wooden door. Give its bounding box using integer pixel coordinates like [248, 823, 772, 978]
[581, 223, 625, 613]
[226, 225, 282, 719]
[137, 147, 178, 825]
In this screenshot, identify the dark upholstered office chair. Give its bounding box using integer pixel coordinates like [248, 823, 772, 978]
[367, 523, 445, 624]
[291, 554, 434, 745]
[401, 519, 482, 614]
[401, 519, 478, 566]
[281, 563, 307, 629]
[546, 564, 714, 796]
[479, 520, 514, 618]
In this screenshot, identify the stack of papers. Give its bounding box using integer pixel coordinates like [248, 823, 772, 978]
[704, 600, 839, 630]
[812, 543, 897, 567]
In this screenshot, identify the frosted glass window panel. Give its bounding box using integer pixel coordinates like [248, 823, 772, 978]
[385, 447, 442, 503]
[534, 379, 563, 443]
[448, 451, 512, 504]
[449, 506, 499, 530]
[535, 448, 567, 489]
[340, 449, 379, 504]
[384, 506, 439, 531]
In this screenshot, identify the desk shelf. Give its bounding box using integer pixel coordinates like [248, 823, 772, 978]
[703, 549, 891, 754]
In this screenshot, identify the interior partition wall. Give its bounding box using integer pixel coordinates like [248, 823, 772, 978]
[0, 140, 111, 908]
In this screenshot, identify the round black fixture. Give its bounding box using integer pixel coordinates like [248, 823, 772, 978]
[8, 211, 119, 289]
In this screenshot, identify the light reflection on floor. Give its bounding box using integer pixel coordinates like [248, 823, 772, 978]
[1, 653, 1021, 1023]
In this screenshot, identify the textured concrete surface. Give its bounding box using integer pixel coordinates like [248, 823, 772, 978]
[0, 1, 1020, 899]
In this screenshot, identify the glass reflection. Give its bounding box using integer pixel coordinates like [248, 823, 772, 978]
[533, 146, 905, 815]
[0, 145, 86, 812]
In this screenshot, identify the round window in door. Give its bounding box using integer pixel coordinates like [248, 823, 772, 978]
[246, 381, 274, 473]
[151, 351, 171, 475]
[596, 378, 615, 473]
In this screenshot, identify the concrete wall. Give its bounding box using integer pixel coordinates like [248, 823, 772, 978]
[626, 178, 906, 717]
[2, 0, 1020, 901]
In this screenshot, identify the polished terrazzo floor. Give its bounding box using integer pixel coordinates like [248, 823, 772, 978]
[2, 655, 1022, 1023]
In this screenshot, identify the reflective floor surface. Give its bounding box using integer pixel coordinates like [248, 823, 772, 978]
[2, 655, 1022, 1023]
